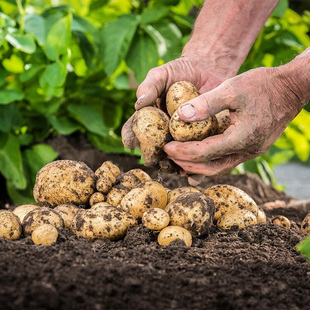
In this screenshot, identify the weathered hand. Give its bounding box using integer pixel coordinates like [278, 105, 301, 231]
[164, 66, 304, 176]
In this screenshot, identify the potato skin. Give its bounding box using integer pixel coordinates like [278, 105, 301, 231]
[54, 204, 81, 228]
[169, 111, 218, 142]
[33, 160, 96, 208]
[12, 204, 38, 223]
[142, 208, 170, 231]
[166, 81, 200, 117]
[32, 224, 58, 246]
[217, 209, 257, 230]
[301, 213, 310, 234]
[158, 226, 192, 247]
[0, 210, 22, 240]
[89, 192, 106, 207]
[215, 110, 231, 134]
[271, 215, 291, 228]
[167, 187, 200, 204]
[165, 192, 215, 237]
[106, 185, 129, 207]
[23, 207, 64, 237]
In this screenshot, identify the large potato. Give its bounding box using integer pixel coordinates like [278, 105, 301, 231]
[132, 106, 171, 167]
[23, 207, 64, 237]
[12, 204, 38, 223]
[167, 186, 200, 204]
[204, 184, 259, 222]
[128, 169, 152, 183]
[0, 210, 22, 240]
[120, 181, 167, 219]
[72, 206, 137, 240]
[33, 160, 96, 208]
[217, 209, 257, 230]
[165, 192, 215, 237]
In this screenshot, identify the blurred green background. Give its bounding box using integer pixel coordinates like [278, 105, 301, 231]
[0, 0, 310, 204]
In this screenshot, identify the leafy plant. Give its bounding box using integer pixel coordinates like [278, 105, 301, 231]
[297, 236, 310, 262]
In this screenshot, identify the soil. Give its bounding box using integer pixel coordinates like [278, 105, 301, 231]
[1, 134, 310, 310]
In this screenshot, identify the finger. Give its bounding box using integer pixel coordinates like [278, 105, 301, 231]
[121, 113, 140, 149]
[187, 174, 205, 186]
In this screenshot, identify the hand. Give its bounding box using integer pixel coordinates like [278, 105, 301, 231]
[164, 66, 303, 176]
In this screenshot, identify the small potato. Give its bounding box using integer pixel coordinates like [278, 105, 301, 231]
[33, 160, 96, 208]
[257, 207, 267, 223]
[89, 192, 106, 207]
[120, 181, 167, 219]
[215, 110, 231, 134]
[217, 209, 257, 230]
[31, 224, 58, 246]
[106, 185, 129, 207]
[169, 111, 218, 142]
[72, 206, 137, 240]
[0, 210, 22, 240]
[95, 161, 121, 179]
[54, 204, 81, 228]
[96, 170, 117, 194]
[23, 207, 64, 237]
[133, 106, 171, 167]
[158, 226, 192, 247]
[166, 81, 200, 117]
[271, 215, 291, 228]
[167, 187, 200, 204]
[165, 192, 215, 237]
[128, 169, 152, 183]
[118, 172, 141, 190]
[204, 184, 259, 222]
[12, 204, 38, 223]
[142, 208, 170, 231]
[301, 213, 310, 235]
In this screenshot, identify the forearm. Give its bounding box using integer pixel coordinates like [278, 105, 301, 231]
[182, 0, 280, 79]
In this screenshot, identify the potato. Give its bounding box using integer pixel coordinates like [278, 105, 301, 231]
[169, 110, 218, 142]
[72, 205, 137, 240]
[23, 207, 64, 237]
[165, 192, 215, 237]
[128, 169, 152, 183]
[158, 226, 192, 247]
[301, 213, 310, 234]
[167, 186, 200, 204]
[166, 81, 200, 117]
[271, 215, 291, 228]
[120, 181, 167, 219]
[132, 106, 171, 167]
[96, 170, 117, 194]
[257, 206, 267, 223]
[33, 160, 96, 208]
[95, 161, 121, 179]
[89, 192, 106, 207]
[91, 202, 114, 211]
[142, 208, 170, 231]
[0, 210, 22, 240]
[204, 184, 259, 222]
[31, 224, 58, 246]
[12, 204, 38, 223]
[54, 204, 81, 228]
[118, 172, 141, 190]
[217, 209, 257, 230]
[215, 109, 231, 134]
[106, 185, 129, 207]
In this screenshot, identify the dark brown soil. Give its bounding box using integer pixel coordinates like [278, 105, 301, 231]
[1, 134, 310, 310]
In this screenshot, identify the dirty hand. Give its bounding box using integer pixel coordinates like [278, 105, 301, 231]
[164, 65, 306, 176]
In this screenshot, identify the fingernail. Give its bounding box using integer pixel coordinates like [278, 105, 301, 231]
[180, 103, 196, 118]
[136, 94, 145, 105]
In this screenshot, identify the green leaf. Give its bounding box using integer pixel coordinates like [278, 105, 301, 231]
[0, 89, 24, 104]
[272, 0, 288, 18]
[101, 14, 140, 76]
[45, 14, 72, 61]
[143, 24, 167, 58]
[5, 33, 36, 54]
[0, 65, 7, 87]
[0, 133, 26, 189]
[24, 14, 45, 46]
[126, 32, 159, 83]
[140, 7, 170, 25]
[39, 62, 67, 89]
[296, 236, 310, 261]
[102, 102, 123, 129]
[74, 31, 95, 68]
[88, 132, 128, 154]
[49, 115, 82, 135]
[19, 64, 44, 83]
[0, 12, 16, 28]
[0, 103, 22, 132]
[2, 54, 24, 73]
[67, 104, 110, 137]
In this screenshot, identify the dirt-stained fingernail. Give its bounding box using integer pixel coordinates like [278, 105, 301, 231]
[136, 94, 146, 105]
[180, 103, 196, 118]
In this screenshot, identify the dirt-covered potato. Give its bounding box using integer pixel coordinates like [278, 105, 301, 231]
[204, 184, 259, 222]
[257, 207, 267, 223]
[271, 215, 291, 228]
[142, 208, 170, 231]
[23, 207, 64, 237]
[120, 181, 168, 219]
[0, 210, 22, 240]
[91, 202, 114, 211]
[215, 109, 231, 134]
[54, 204, 81, 228]
[12, 204, 38, 223]
[158, 226, 192, 247]
[166, 81, 200, 117]
[33, 160, 96, 208]
[128, 169, 152, 183]
[31, 224, 58, 246]
[217, 209, 257, 230]
[165, 192, 214, 237]
[118, 172, 141, 190]
[95, 161, 121, 179]
[106, 185, 129, 207]
[89, 192, 106, 207]
[96, 170, 117, 194]
[132, 106, 171, 167]
[301, 213, 310, 234]
[72, 205, 137, 240]
[167, 187, 200, 204]
[169, 111, 218, 142]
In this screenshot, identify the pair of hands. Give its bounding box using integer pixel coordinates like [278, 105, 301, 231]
[122, 56, 300, 179]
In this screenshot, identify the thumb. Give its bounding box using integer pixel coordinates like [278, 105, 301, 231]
[177, 87, 230, 122]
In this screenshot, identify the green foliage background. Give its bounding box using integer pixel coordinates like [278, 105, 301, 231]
[0, 0, 310, 205]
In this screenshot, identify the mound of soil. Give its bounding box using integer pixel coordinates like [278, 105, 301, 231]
[1, 134, 310, 310]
